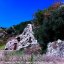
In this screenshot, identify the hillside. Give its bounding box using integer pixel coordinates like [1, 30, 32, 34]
[1, 2, 64, 53]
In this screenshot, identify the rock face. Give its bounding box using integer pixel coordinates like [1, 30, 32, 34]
[5, 37, 18, 50]
[5, 24, 40, 51]
[46, 39, 64, 57]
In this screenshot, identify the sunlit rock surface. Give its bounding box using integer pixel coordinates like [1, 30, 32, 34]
[5, 24, 40, 51]
[46, 39, 64, 57]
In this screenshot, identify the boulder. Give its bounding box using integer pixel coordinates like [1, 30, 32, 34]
[46, 39, 64, 57]
[5, 24, 41, 53]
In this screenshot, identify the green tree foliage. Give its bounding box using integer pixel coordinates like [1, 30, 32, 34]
[33, 10, 44, 25]
[33, 5, 64, 53]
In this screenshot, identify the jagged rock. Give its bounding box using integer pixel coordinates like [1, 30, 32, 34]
[5, 24, 41, 52]
[46, 39, 64, 57]
[5, 38, 18, 50]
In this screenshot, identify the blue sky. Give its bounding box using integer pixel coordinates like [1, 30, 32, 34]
[0, 0, 63, 27]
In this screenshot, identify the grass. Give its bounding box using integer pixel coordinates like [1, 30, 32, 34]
[6, 49, 24, 57]
[30, 53, 34, 64]
[0, 45, 5, 50]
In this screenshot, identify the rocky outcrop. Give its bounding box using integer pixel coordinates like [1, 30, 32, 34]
[46, 39, 64, 57]
[5, 24, 41, 52]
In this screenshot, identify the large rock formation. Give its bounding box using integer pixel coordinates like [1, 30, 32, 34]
[5, 24, 41, 52]
[46, 39, 64, 57]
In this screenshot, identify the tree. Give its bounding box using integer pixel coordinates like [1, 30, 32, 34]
[33, 4, 64, 53]
[33, 10, 44, 25]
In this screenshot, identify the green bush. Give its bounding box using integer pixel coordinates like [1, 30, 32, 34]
[33, 5, 64, 53]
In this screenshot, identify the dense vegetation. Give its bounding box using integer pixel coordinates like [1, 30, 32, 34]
[33, 3, 64, 53]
